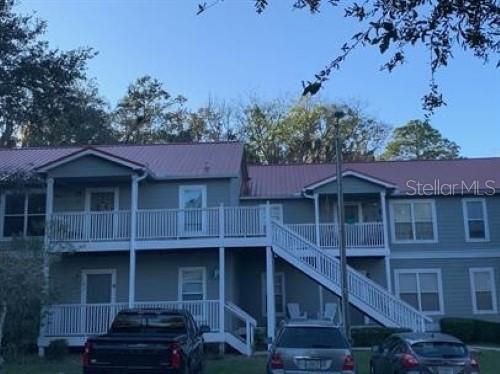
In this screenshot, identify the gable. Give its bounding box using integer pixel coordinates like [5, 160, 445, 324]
[311, 175, 387, 194]
[47, 155, 136, 178]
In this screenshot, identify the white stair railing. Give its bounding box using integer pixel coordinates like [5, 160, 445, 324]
[224, 301, 257, 356]
[271, 221, 431, 332]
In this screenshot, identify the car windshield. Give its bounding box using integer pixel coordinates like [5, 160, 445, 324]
[111, 313, 187, 334]
[277, 327, 348, 349]
[411, 341, 468, 358]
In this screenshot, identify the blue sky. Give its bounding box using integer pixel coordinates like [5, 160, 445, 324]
[18, 0, 499, 157]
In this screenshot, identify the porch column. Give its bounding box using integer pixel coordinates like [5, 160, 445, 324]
[43, 177, 54, 292]
[128, 175, 139, 308]
[314, 193, 320, 246]
[266, 246, 276, 344]
[379, 191, 392, 293]
[219, 247, 225, 345]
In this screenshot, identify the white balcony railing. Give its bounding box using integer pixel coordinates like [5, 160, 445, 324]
[286, 222, 385, 248]
[49, 206, 266, 242]
[43, 300, 220, 337]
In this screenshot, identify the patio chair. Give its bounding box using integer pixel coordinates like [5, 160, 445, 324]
[287, 303, 308, 320]
[323, 302, 339, 324]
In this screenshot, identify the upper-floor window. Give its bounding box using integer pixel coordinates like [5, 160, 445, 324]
[390, 200, 437, 243]
[462, 199, 489, 241]
[469, 268, 497, 314]
[395, 269, 444, 315]
[2, 192, 46, 238]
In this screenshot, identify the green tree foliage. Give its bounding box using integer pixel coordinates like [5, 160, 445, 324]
[239, 98, 390, 164]
[382, 120, 460, 160]
[187, 98, 237, 141]
[113, 76, 188, 144]
[0, 0, 103, 147]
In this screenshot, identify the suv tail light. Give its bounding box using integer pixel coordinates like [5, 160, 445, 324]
[401, 353, 419, 369]
[169, 342, 182, 369]
[81, 340, 91, 367]
[270, 353, 284, 369]
[342, 354, 356, 371]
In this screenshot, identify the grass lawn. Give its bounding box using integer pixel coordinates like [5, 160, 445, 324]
[3, 349, 500, 373]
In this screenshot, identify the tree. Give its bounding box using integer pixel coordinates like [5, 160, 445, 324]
[187, 98, 237, 141]
[382, 120, 460, 160]
[20, 82, 116, 146]
[238, 97, 390, 164]
[113, 76, 188, 144]
[0, 0, 98, 147]
[198, 0, 499, 113]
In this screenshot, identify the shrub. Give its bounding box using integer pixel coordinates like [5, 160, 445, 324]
[45, 339, 69, 360]
[440, 318, 500, 345]
[351, 326, 411, 347]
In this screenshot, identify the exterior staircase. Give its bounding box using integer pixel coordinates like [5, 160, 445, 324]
[271, 221, 431, 332]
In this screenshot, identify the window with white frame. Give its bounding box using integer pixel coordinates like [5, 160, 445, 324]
[2, 192, 46, 238]
[179, 267, 206, 301]
[395, 269, 443, 315]
[463, 199, 489, 241]
[391, 200, 437, 242]
[261, 272, 285, 317]
[469, 268, 497, 314]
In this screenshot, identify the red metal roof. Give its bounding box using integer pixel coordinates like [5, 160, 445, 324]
[0, 142, 244, 178]
[246, 158, 500, 197]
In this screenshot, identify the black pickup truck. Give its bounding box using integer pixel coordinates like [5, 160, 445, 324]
[82, 308, 209, 374]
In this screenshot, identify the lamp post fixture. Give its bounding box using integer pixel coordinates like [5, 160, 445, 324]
[334, 110, 351, 341]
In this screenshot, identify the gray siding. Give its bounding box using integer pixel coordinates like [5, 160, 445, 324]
[388, 195, 500, 252]
[48, 156, 134, 178]
[391, 257, 500, 322]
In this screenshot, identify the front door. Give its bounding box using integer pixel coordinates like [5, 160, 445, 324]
[179, 186, 207, 235]
[86, 189, 117, 240]
[81, 270, 116, 334]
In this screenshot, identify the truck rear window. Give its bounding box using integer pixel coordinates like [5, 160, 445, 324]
[111, 313, 187, 334]
[411, 342, 468, 358]
[277, 327, 348, 349]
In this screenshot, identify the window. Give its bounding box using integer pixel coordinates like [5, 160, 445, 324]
[395, 269, 443, 315]
[469, 268, 497, 314]
[179, 186, 207, 234]
[463, 199, 489, 241]
[179, 267, 206, 301]
[390, 200, 437, 242]
[2, 192, 46, 238]
[261, 272, 286, 317]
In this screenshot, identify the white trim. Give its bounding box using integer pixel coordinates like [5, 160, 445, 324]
[261, 271, 285, 317]
[304, 170, 397, 191]
[84, 187, 119, 212]
[391, 250, 500, 259]
[394, 268, 444, 316]
[462, 198, 490, 242]
[389, 199, 438, 244]
[36, 148, 144, 172]
[80, 269, 117, 305]
[178, 267, 207, 301]
[469, 267, 498, 314]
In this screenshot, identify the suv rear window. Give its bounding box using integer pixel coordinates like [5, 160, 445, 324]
[411, 342, 468, 358]
[111, 313, 187, 334]
[277, 327, 348, 349]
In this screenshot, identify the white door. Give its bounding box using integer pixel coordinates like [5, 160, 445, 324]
[179, 186, 207, 235]
[81, 270, 116, 334]
[86, 189, 117, 240]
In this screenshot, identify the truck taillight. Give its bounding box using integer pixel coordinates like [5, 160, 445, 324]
[169, 342, 182, 369]
[270, 353, 284, 369]
[401, 353, 419, 369]
[342, 354, 355, 371]
[81, 340, 91, 367]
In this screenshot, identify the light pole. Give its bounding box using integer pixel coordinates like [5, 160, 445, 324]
[334, 110, 351, 341]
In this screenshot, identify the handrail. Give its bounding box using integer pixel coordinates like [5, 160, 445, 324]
[225, 301, 257, 326]
[224, 301, 256, 356]
[272, 220, 431, 331]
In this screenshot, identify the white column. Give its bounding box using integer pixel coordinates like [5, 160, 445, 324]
[380, 191, 392, 293]
[43, 177, 54, 289]
[266, 201, 272, 244]
[128, 175, 139, 308]
[219, 247, 225, 338]
[314, 193, 320, 246]
[219, 203, 225, 239]
[266, 246, 276, 343]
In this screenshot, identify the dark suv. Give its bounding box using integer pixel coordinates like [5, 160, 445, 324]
[370, 332, 480, 374]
